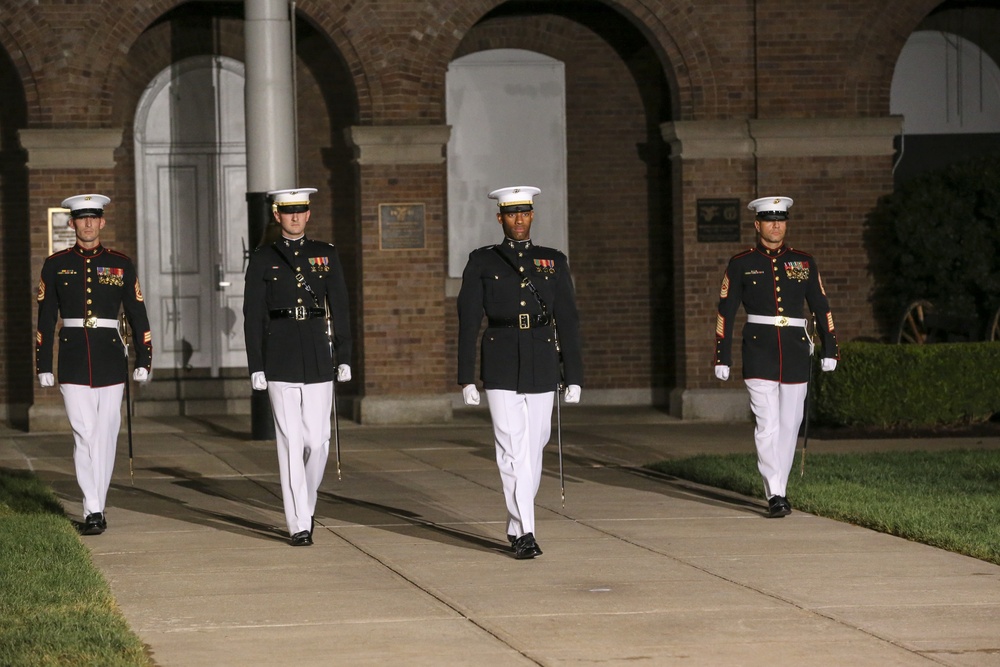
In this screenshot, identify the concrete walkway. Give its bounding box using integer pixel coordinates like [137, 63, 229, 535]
[2, 407, 999, 666]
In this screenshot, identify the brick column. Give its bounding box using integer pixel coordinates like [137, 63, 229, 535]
[345, 125, 453, 424]
[661, 120, 757, 421]
[749, 116, 901, 350]
[20, 128, 123, 431]
[661, 116, 900, 421]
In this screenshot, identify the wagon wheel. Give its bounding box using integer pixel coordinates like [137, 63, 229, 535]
[988, 305, 1000, 342]
[895, 300, 934, 344]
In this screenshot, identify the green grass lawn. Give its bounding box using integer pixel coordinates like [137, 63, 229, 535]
[0, 469, 151, 667]
[648, 449, 1000, 565]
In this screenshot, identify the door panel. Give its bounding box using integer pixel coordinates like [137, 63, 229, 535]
[148, 154, 213, 369]
[135, 55, 248, 375]
[217, 156, 248, 368]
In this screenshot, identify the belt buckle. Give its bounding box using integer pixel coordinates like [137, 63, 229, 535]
[84, 316, 98, 328]
[518, 314, 530, 329]
[294, 306, 307, 321]
[776, 316, 789, 327]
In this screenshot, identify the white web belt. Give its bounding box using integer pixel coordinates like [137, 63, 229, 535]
[746, 314, 806, 328]
[746, 314, 814, 355]
[62, 318, 119, 329]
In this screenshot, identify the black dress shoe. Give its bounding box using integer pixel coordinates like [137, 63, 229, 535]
[81, 512, 106, 535]
[513, 533, 543, 559]
[766, 495, 792, 518]
[290, 530, 313, 547]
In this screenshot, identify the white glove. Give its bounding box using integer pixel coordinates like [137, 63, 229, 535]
[336, 364, 352, 382]
[251, 371, 268, 391]
[38, 372, 55, 388]
[563, 384, 581, 404]
[462, 384, 480, 406]
[714, 365, 730, 381]
[133, 367, 150, 383]
[821, 358, 838, 372]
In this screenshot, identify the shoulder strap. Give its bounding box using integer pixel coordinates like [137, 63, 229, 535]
[272, 242, 321, 307]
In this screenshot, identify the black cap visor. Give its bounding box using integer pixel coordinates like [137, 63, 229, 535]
[70, 209, 104, 219]
[276, 204, 310, 214]
[756, 211, 788, 221]
[499, 204, 533, 214]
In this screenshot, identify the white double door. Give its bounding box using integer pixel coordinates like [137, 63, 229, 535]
[135, 56, 249, 374]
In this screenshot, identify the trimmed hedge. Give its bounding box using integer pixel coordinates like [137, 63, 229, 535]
[812, 341, 1000, 428]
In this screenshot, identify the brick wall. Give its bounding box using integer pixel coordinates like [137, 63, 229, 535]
[673, 153, 894, 391]
[756, 155, 894, 343]
[357, 164, 448, 394]
[754, 2, 934, 118]
[446, 10, 673, 394]
[0, 0, 957, 420]
[672, 157, 757, 388]
[27, 168, 118, 415]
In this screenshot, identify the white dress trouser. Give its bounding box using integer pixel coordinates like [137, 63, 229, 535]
[60, 383, 124, 518]
[745, 379, 808, 498]
[485, 389, 554, 538]
[267, 381, 333, 535]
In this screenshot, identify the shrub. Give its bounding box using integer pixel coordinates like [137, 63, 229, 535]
[812, 341, 1000, 428]
[865, 155, 1000, 338]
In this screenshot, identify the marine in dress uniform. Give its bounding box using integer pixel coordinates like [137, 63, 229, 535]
[457, 186, 583, 559]
[35, 194, 152, 535]
[243, 187, 352, 546]
[714, 196, 839, 517]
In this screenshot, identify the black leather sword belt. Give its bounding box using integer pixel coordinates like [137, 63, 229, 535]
[488, 313, 552, 329]
[269, 307, 326, 320]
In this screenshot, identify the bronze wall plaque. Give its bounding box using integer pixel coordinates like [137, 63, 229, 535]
[379, 203, 426, 250]
[696, 198, 741, 243]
